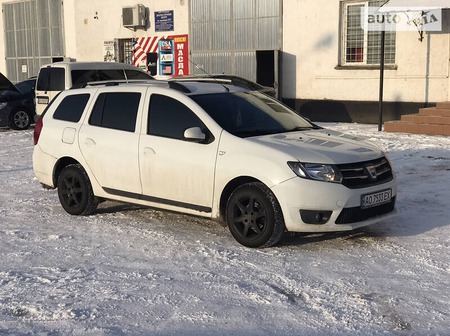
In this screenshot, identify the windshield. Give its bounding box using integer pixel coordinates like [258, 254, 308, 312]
[191, 91, 318, 137]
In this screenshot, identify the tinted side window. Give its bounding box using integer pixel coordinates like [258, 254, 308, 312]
[71, 70, 98, 86]
[53, 94, 90, 122]
[72, 69, 127, 87]
[89, 92, 140, 132]
[125, 70, 152, 80]
[148, 95, 204, 140]
[98, 69, 126, 81]
[36, 68, 65, 91]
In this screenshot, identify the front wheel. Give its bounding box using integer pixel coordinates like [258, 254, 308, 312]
[225, 182, 285, 248]
[10, 109, 32, 130]
[57, 164, 98, 215]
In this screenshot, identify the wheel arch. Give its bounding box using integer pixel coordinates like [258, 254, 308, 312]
[52, 157, 81, 187]
[219, 176, 265, 220]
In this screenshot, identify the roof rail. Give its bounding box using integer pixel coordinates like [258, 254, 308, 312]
[169, 77, 231, 84]
[79, 79, 156, 88]
[168, 81, 192, 93]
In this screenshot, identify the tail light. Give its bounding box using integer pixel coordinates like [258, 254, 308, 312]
[33, 117, 43, 145]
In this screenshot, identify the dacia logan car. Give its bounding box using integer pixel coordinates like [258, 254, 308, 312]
[33, 80, 397, 248]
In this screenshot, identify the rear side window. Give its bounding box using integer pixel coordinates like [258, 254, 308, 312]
[89, 92, 140, 132]
[36, 68, 65, 91]
[71, 69, 126, 87]
[53, 94, 90, 122]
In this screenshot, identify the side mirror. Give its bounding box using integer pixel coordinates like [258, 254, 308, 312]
[184, 126, 206, 142]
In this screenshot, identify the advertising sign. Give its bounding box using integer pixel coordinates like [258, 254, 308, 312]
[361, 7, 442, 31]
[158, 39, 174, 76]
[103, 41, 116, 62]
[133, 34, 189, 77]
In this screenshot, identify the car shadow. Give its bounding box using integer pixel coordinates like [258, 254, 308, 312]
[278, 227, 389, 248]
[95, 201, 147, 214]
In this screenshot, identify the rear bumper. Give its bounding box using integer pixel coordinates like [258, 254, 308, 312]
[33, 145, 58, 188]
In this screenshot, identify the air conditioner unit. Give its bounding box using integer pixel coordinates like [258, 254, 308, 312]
[122, 4, 147, 28]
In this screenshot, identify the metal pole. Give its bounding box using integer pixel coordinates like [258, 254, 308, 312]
[378, 29, 386, 131]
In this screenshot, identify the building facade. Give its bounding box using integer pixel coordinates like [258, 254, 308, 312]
[0, 0, 449, 123]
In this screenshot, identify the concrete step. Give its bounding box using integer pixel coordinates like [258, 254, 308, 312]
[418, 107, 450, 117]
[401, 114, 450, 125]
[436, 102, 450, 109]
[384, 121, 450, 136]
[384, 102, 450, 136]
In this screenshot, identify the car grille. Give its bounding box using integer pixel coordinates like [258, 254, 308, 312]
[335, 196, 396, 224]
[337, 157, 393, 189]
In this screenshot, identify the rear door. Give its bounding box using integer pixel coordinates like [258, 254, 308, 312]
[35, 67, 65, 115]
[78, 88, 145, 194]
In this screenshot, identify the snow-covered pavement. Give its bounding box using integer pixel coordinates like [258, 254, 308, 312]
[0, 124, 449, 335]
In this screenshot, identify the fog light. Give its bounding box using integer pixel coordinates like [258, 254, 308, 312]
[300, 210, 332, 224]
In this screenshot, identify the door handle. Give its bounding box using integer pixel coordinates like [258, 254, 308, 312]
[84, 138, 96, 146]
[143, 147, 156, 155]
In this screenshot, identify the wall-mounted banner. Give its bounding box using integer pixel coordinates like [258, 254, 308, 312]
[361, 7, 442, 31]
[132, 34, 189, 77]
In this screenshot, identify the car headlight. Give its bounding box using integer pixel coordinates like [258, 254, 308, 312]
[0, 102, 7, 109]
[287, 162, 343, 183]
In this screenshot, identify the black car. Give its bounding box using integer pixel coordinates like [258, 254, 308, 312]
[0, 73, 36, 130]
[175, 74, 277, 97]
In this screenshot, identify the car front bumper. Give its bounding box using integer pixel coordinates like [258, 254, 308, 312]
[272, 176, 397, 233]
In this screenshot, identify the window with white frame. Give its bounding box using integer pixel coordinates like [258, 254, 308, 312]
[341, 0, 396, 66]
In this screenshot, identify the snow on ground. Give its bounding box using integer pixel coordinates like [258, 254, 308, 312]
[0, 123, 449, 335]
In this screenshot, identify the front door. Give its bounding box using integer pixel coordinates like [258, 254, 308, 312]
[139, 93, 218, 213]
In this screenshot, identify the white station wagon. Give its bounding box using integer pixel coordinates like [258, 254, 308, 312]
[33, 80, 397, 247]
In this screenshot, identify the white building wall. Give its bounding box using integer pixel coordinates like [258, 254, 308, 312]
[0, 0, 189, 72]
[283, 0, 450, 103]
[66, 0, 189, 61]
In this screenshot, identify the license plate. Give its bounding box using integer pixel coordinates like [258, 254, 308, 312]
[37, 97, 49, 104]
[361, 189, 392, 209]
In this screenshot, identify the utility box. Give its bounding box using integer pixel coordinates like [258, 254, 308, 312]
[122, 4, 147, 28]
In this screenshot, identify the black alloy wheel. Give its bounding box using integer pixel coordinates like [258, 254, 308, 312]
[225, 182, 285, 248]
[57, 164, 98, 216]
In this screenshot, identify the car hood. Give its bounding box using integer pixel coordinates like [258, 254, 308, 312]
[0, 72, 19, 93]
[249, 128, 384, 164]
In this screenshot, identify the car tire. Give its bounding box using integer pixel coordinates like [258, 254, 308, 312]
[10, 109, 32, 130]
[225, 182, 285, 248]
[57, 164, 98, 216]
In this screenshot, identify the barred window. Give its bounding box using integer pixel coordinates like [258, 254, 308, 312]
[341, 1, 396, 66]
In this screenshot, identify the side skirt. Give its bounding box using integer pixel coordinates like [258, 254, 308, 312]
[102, 187, 212, 213]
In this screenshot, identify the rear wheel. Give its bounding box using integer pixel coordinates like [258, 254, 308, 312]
[10, 109, 32, 130]
[57, 164, 98, 215]
[225, 182, 285, 248]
